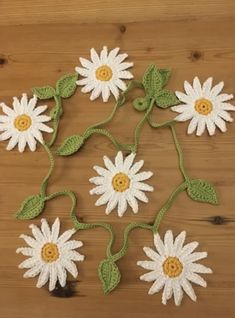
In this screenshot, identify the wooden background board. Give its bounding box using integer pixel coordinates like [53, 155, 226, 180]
[0, 1, 235, 317]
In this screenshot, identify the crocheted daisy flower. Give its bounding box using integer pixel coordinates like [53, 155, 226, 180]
[171, 77, 235, 136]
[89, 151, 154, 217]
[75, 46, 133, 102]
[16, 218, 84, 291]
[137, 230, 212, 306]
[0, 94, 53, 152]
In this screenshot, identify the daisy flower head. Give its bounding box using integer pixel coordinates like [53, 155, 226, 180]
[17, 218, 84, 291]
[75, 46, 134, 102]
[172, 77, 235, 136]
[89, 151, 154, 217]
[137, 230, 212, 306]
[0, 94, 53, 152]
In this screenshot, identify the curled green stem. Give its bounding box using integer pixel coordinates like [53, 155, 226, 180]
[40, 143, 55, 197]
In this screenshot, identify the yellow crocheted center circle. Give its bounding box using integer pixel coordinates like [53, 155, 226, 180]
[195, 98, 213, 115]
[163, 257, 183, 278]
[96, 65, 113, 81]
[41, 243, 59, 263]
[14, 114, 32, 131]
[112, 172, 130, 192]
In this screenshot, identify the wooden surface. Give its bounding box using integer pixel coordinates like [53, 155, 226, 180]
[0, 1, 235, 317]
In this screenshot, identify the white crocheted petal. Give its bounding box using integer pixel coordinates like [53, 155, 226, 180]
[90, 48, 101, 65]
[186, 272, 207, 287]
[105, 192, 119, 214]
[93, 165, 111, 177]
[18, 135, 27, 152]
[202, 77, 213, 96]
[175, 111, 194, 122]
[128, 160, 144, 175]
[89, 176, 105, 185]
[173, 280, 184, 306]
[118, 70, 133, 79]
[62, 259, 78, 278]
[0, 130, 13, 141]
[37, 123, 53, 133]
[57, 229, 76, 245]
[101, 84, 111, 102]
[164, 230, 174, 256]
[217, 109, 234, 122]
[26, 133, 36, 152]
[35, 115, 51, 123]
[118, 62, 134, 71]
[142, 246, 162, 262]
[51, 218, 60, 243]
[148, 275, 166, 295]
[196, 118, 206, 136]
[132, 181, 154, 192]
[216, 93, 234, 102]
[90, 185, 107, 195]
[108, 81, 119, 100]
[115, 78, 127, 91]
[132, 189, 148, 203]
[181, 278, 197, 302]
[103, 155, 117, 173]
[193, 77, 202, 97]
[95, 190, 113, 206]
[75, 67, 90, 77]
[21, 94, 28, 109]
[19, 234, 40, 249]
[31, 128, 43, 143]
[206, 118, 216, 136]
[125, 191, 139, 213]
[0, 103, 15, 116]
[174, 231, 186, 256]
[100, 46, 108, 63]
[185, 251, 208, 263]
[107, 47, 120, 61]
[36, 264, 50, 288]
[219, 102, 235, 111]
[171, 104, 191, 114]
[79, 57, 93, 69]
[115, 151, 124, 170]
[49, 265, 58, 291]
[214, 116, 227, 132]
[16, 247, 35, 257]
[154, 233, 166, 256]
[123, 152, 136, 173]
[62, 240, 83, 251]
[56, 263, 67, 287]
[162, 279, 173, 305]
[0, 115, 9, 123]
[40, 219, 51, 241]
[184, 81, 197, 99]
[179, 241, 199, 260]
[29, 224, 45, 244]
[23, 264, 42, 278]
[117, 194, 128, 217]
[90, 84, 102, 101]
[175, 91, 193, 104]
[190, 263, 212, 274]
[78, 81, 93, 92]
[187, 117, 199, 134]
[137, 260, 158, 271]
[13, 97, 22, 114]
[210, 81, 224, 98]
[6, 134, 19, 151]
[114, 52, 128, 64]
[66, 250, 85, 262]
[140, 270, 161, 282]
[132, 171, 153, 182]
[18, 257, 38, 269]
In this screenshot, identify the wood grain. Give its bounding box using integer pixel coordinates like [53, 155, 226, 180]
[0, 1, 235, 317]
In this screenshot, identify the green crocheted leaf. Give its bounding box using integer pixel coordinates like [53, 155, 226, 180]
[142, 65, 162, 97]
[155, 89, 180, 108]
[98, 259, 121, 294]
[187, 179, 219, 205]
[16, 194, 45, 220]
[56, 135, 84, 156]
[32, 86, 56, 100]
[133, 97, 150, 111]
[159, 69, 171, 87]
[56, 73, 78, 98]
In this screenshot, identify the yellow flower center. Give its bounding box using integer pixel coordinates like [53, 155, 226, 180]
[14, 114, 32, 131]
[41, 243, 60, 263]
[112, 172, 130, 192]
[163, 257, 183, 278]
[194, 98, 213, 115]
[96, 65, 113, 81]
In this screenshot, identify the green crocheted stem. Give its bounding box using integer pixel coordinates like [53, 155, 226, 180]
[111, 181, 187, 263]
[47, 95, 62, 147]
[147, 115, 175, 128]
[40, 143, 55, 197]
[45, 190, 116, 259]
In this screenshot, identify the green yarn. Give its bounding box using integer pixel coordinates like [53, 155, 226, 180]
[16, 64, 220, 295]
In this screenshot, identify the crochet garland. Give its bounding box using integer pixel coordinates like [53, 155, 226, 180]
[14, 64, 219, 295]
